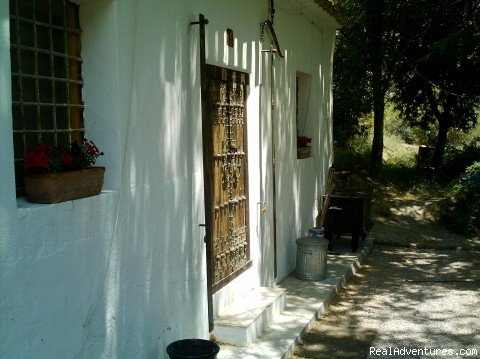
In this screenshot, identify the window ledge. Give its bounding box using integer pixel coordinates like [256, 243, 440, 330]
[17, 190, 118, 210]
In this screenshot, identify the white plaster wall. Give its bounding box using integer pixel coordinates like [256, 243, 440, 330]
[79, 1, 211, 356]
[0, 0, 17, 226]
[262, 0, 337, 281]
[2, 195, 119, 358]
[196, 0, 338, 308]
[0, 0, 337, 357]
[1, 1, 210, 357]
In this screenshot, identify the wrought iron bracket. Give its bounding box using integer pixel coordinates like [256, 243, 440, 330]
[190, 18, 209, 26]
[191, 13, 214, 333]
[260, 20, 284, 58]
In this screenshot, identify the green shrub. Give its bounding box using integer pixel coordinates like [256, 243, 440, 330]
[441, 137, 480, 182]
[450, 161, 480, 234]
[333, 146, 370, 172]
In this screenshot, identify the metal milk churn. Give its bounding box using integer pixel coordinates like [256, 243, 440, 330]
[295, 227, 329, 281]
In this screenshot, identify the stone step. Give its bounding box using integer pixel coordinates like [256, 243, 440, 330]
[216, 239, 374, 358]
[212, 287, 287, 347]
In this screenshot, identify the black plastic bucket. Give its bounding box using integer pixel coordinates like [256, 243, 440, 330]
[166, 339, 220, 359]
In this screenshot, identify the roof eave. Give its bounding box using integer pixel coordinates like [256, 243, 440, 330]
[313, 0, 345, 28]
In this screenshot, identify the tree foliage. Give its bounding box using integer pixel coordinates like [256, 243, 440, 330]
[392, 0, 480, 168]
[333, 0, 403, 174]
[332, 0, 480, 170]
[332, 0, 372, 145]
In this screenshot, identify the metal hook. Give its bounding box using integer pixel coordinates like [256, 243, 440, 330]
[261, 44, 278, 53]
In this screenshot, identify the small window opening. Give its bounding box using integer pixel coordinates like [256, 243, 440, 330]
[226, 28, 234, 48]
[10, 0, 84, 192]
[296, 71, 312, 155]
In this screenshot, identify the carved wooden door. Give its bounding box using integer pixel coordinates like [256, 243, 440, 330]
[207, 65, 251, 292]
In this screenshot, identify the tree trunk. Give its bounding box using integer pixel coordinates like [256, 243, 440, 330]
[371, 86, 385, 174]
[366, 0, 385, 175]
[432, 115, 450, 169]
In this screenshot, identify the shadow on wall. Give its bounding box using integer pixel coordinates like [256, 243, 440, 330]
[80, 2, 208, 357]
[274, 52, 300, 279]
[81, 0, 272, 356]
[272, 22, 332, 281]
[259, 51, 276, 287]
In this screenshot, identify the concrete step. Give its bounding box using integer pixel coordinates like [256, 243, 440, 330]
[216, 238, 374, 358]
[212, 286, 287, 346]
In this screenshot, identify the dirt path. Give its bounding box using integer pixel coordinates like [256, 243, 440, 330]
[291, 199, 480, 359]
[371, 197, 480, 251]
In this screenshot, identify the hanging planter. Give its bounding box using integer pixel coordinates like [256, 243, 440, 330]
[23, 139, 104, 204]
[297, 135, 312, 159]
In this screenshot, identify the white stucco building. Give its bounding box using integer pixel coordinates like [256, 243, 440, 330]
[0, 0, 340, 357]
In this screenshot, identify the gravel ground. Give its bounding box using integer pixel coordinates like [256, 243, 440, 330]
[291, 197, 480, 359]
[371, 197, 480, 252]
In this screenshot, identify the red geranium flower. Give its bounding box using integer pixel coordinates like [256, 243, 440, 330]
[61, 150, 73, 167]
[85, 140, 100, 156]
[70, 139, 104, 169]
[23, 144, 56, 171]
[24, 139, 103, 173]
[297, 135, 312, 146]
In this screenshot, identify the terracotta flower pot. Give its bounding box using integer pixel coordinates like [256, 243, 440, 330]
[297, 146, 311, 159]
[24, 167, 105, 204]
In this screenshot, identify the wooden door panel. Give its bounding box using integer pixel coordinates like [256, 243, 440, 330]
[207, 66, 251, 292]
